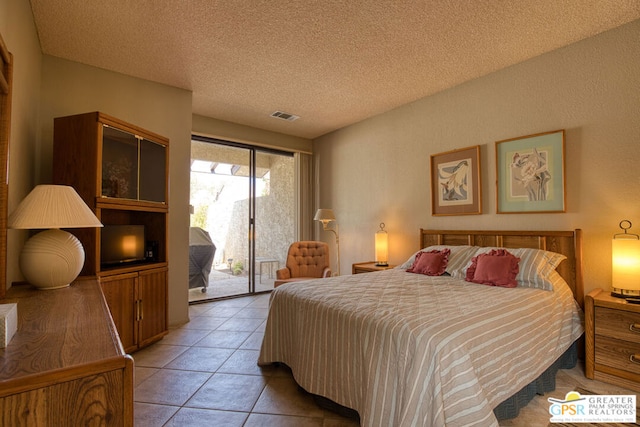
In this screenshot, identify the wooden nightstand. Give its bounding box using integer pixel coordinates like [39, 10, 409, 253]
[585, 288, 640, 392]
[352, 262, 397, 274]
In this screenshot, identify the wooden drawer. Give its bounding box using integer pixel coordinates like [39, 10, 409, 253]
[595, 307, 640, 342]
[595, 335, 640, 376]
[586, 289, 640, 391]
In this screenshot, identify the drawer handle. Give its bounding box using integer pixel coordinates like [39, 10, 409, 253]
[630, 354, 640, 365]
[630, 323, 640, 333]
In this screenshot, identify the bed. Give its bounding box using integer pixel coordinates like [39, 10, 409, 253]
[258, 229, 585, 427]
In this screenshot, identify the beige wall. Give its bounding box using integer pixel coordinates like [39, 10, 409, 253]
[1, 0, 43, 294]
[192, 114, 312, 153]
[37, 56, 193, 327]
[313, 19, 640, 298]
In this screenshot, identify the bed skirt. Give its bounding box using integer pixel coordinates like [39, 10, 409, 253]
[309, 340, 579, 423]
[493, 340, 579, 420]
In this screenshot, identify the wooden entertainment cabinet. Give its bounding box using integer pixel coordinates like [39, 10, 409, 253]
[53, 112, 169, 353]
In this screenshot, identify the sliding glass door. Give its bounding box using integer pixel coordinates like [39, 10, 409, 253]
[189, 137, 294, 302]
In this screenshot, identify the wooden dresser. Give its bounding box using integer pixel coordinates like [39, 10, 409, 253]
[0, 279, 134, 425]
[585, 288, 640, 392]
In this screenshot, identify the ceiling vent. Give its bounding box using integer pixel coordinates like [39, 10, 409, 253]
[271, 111, 300, 122]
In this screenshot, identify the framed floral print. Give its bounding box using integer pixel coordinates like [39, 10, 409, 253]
[430, 145, 482, 216]
[495, 130, 566, 214]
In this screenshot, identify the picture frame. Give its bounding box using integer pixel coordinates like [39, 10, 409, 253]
[430, 145, 482, 216]
[495, 129, 565, 214]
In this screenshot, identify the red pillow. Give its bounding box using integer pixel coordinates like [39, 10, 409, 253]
[465, 249, 520, 288]
[407, 249, 450, 276]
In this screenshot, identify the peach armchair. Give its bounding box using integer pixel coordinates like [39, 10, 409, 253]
[274, 241, 332, 287]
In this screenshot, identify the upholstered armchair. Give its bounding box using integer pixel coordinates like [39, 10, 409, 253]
[274, 241, 332, 287]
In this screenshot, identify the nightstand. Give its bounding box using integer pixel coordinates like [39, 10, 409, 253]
[352, 262, 396, 274]
[585, 288, 640, 392]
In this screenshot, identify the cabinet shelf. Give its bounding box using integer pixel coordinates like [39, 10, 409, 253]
[97, 197, 168, 212]
[98, 261, 168, 277]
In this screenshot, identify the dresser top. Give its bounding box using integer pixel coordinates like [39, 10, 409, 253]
[0, 279, 125, 383]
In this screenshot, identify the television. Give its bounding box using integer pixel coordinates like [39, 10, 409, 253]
[101, 224, 146, 267]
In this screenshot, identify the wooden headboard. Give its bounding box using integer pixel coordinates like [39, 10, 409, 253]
[419, 229, 584, 307]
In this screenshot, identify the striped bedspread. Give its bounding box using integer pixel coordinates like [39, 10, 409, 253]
[258, 268, 583, 427]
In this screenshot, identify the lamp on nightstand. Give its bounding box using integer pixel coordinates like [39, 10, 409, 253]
[8, 185, 103, 290]
[375, 222, 388, 266]
[611, 220, 640, 300]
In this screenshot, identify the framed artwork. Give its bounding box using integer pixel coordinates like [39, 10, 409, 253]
[430, 145, 482, 216]
[495, 129, 565, 214]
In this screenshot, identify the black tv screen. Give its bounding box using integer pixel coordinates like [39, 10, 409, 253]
[101, 225, 145, 266]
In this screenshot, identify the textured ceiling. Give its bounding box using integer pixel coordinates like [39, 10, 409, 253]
[29, 1, 640, 139]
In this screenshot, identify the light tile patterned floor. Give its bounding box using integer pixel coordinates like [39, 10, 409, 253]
[133, 293, 637, 426]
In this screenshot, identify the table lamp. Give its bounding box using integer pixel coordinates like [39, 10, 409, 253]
[7, 185, 103, 290]
[611, 219, 640, 301]
[375, 222, 389, 266]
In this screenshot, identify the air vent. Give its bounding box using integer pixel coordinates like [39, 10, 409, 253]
[271, 111, 300, 122]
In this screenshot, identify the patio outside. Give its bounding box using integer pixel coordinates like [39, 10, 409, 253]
[189, 142, 294, 302]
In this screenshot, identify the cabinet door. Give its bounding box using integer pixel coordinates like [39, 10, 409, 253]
[138, 267, 168, 348]
[139, 138, 167, 203]
[101, 125, 139, 200]
[101, 273, 138, 353]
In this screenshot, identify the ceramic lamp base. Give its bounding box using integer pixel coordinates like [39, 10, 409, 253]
[19, 229, 85, 290]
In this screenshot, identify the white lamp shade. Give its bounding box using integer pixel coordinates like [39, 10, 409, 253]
[612, 237, 640, 295]
[8, 185, 102, 229]
[375, 232, 388, 266]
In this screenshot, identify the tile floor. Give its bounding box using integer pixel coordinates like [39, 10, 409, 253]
[133, 293, 359, 426]
[133, 293, 637, 427]
[188, 268, 276, 302]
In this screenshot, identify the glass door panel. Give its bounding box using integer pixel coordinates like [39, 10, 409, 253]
[190, 141, 251, 300]
[102, 125, 138, 200]
[254, 151, 295, 292]
[139, 139, 167, 203]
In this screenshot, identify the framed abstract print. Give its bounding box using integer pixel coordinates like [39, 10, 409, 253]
[430, 145, 482, 216]
[495, 130, 565, 214]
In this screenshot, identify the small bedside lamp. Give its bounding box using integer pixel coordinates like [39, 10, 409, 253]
[314, 208, 341, 276]
[611, 220, 640, 300]
[375, 222, 388, 266]
[8, 185, 103, 290]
